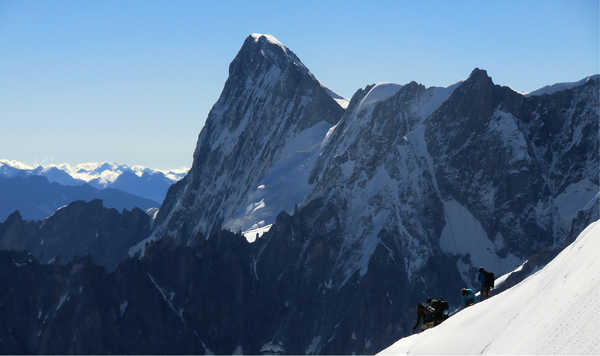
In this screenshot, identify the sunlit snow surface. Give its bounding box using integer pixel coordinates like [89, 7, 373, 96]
[379, 220, 600, 355]
[0, 159, 188, 184]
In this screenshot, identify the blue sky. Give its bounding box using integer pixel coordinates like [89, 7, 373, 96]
[1, 1, 597, 169]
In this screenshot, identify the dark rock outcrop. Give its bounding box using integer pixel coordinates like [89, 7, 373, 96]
[0, 200, 151, 271]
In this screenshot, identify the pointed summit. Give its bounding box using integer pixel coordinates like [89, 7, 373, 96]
[229, 33, 308, 81]
[249, 33, 288, 53]
[469, 67, 489, 79]
[465, 67, 494, 87]
[149, 34, 344, 246]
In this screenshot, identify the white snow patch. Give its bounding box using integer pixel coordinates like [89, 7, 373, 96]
[120, 301, 128, 317]
[440, 200, 521, 276]
[0, 158, 35, 170]
[260, 341, 285, 353]
[0, 159, 187, 186]
[554, 179, 598, 224]
[321, 83, 350, 109]
[494, 260, 527, 290]
[243, 224, 272, 242]
[145, 207, 160, 221]
[489, 109, 529, 164]
[415, 81, 462, 118]
[306, 336, 321, 354]
[250, 33, 287, 53]
[380, 220, 600, 355]
[358, 83, 403, 111]
[56, 293, 70, 311]
[321, 123, 338, 149]
[147, 273, 184, 323]
[224, 121, 331, 233]
[333, 97, 350, 109]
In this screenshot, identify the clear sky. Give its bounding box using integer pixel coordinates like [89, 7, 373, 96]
[1, 1, 597, 169]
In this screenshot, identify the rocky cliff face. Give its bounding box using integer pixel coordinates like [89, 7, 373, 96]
[146, 34, 344, 250]
[0, 200, 151, 271]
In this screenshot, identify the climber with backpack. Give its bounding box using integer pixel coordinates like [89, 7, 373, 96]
[428, 298, 449, 325]
[478, 267, 495, 300]
[412, 297, 449, 331]
[461, 287, 476, 307]
[412, 302, 434, 331]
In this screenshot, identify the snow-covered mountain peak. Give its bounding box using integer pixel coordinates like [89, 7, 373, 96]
[249, 33, 287, 52]
[227, 33, 308, 85]
[147, 35, 345, 249]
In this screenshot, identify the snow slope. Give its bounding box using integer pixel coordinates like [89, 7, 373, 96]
[379, 220, 600, 355]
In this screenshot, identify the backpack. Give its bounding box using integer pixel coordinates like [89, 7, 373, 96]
[485, 271, 495, 288]
[430, 299, 449, 312]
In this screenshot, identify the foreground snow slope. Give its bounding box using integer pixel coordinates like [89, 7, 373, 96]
[380, 220, 600, 355]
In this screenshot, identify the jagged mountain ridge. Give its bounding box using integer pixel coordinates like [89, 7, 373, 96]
[0, 160, 187, 203]
[0, 199, 151, 271]
[153, 33, 598, 288]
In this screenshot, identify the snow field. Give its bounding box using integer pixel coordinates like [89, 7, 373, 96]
[380, 220, 600, 355]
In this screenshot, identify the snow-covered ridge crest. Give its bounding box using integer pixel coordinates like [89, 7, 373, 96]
[0, 159, 34, 170]
[358, 82, 403, 111]
[250, 33, 287, 53]
[320, 82, 350, 109]
[0, 159, 188, 184]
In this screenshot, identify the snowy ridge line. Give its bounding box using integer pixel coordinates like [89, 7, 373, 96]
[379, 220, 600, 355]
[0, 159, 188, 184]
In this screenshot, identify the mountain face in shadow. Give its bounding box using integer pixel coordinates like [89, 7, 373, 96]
[0, 175, 159, 221]
[0, 199, 151, 271]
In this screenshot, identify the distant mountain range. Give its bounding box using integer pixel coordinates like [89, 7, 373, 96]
[0, 160, 188, 203]
[0, 174, 159, 221]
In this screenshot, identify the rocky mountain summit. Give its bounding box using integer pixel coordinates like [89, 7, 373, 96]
[146, 33, 344, 247]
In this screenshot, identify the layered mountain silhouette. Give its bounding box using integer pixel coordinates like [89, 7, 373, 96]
[0, 34, 597, 354]
[0, 175, 159, 221]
